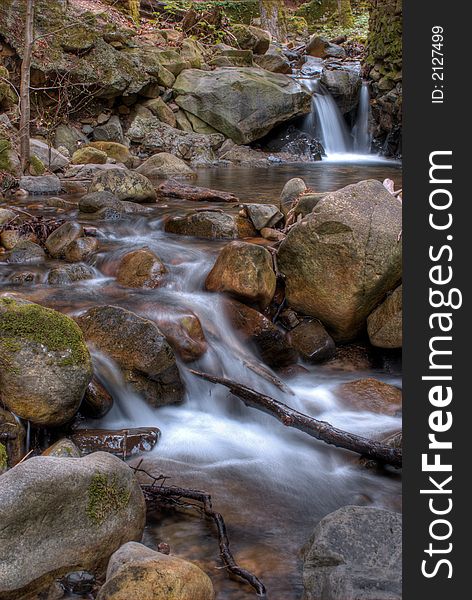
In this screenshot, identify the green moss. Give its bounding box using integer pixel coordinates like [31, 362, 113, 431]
[0, 442, 7, 471]
[0, 300, 90, 367]
[0, 139, 13, 173]
[87, 472, 131, 525]
[29, 155, 45, 176]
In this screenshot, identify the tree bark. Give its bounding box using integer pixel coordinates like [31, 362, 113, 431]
[337, 0, 354, 28]
[259, 0, 287, 42]
[190, 370, 402, 468]
[19, 0, 35, 174]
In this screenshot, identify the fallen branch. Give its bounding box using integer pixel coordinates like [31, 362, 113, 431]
[189, 371, 402, 469]
[133, 463, 267, 598]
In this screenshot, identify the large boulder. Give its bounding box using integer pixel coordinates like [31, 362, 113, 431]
[254, 48, 291, 74]
[173, 67, 311, 144]
[76, 306, 184, 407]
[30, 139, 69, 172]
[367, 285, 402, 348]
[232, 24, 271, 54]
[302, 506, 402, 600]
[306, 36, 346, 59]
[321, 67, 362, 114]
[88, 169, 157, 203]
[127, 116, 224, 164]
[205, 241, 276, 309]
[136, 153, 196, 179]
[96, 542, 214, 600]
[277, 180, 402, 341]
[0, 296, 93, 426]
[0, 452, 145, 599]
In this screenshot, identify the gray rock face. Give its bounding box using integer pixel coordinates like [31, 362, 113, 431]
[0, 452, 145, 599]
[321, 66, 362, 114]
[76, 305, 184, 407]
[244, 203, 283, 230]
[280, 177, 307, 214]
[173, 67, 311, 144]
[302, 506, 402, 600]
[0, 296, 93, 426]
[93, 115, 124, 144]
[277, 180, 402, 342]
[30, 139, 69, 172]
[19, 175, 62, 194]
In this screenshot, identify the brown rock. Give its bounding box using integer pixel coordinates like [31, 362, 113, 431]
[155, 313, 208, 362]
[81, 378, 114, 418]
[333, 378, 402, 415]
[290, 319, 336, 363]
[0, 407, 25, 468]
[116, 248, 167, 289]
[64, 237, 99, 262]
[367, 285, 402, 348]
[206, 241, 276, 308]
[45, 222, 84, 258]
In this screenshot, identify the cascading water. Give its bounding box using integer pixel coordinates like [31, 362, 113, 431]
[353, 82, 372, 154]
[310, 81, 352, 156]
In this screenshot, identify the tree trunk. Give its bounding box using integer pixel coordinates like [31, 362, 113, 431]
[19, 0, 35, 174]
[337, 0, 354, 28]
[259, 0, 287, 42]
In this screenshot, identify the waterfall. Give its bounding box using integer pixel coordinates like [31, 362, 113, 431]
[353, 82, 372, 154]
[307, 81, 352, 157]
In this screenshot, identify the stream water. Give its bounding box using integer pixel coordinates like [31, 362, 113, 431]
[1, 161, 402, 599]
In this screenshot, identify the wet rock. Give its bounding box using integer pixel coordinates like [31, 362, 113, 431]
[173, 67, 311, 144]
[206, 241, 276, 309]
[0, 407, 25, 469]
[157, 180, 237, 202]
[30, 139, 69, 172]
[0, 296, 93, 426]
[277, 180, 402, 342]
[280, 177, 307, 213]
[71, 428, 160, 456]
[45, 197, 79, 210]
[116, 248, 167, 289]
[155, 313, 208, 362]
[225, 299, 297, 368]
[93, 115, 124, 144]
[79, 191, 122, 213]
[367, 285, 402, 348]
[143, 97, 177, 127]
[47, 263, 95, 285]
[0, 452, 146, 599]
[1, 230, 21, 250]
[81, 378, 114, 419]
[72, 146, 108, 165]
[96, 542, 214, 600]
[76, 306, 184, 407]
[232, 24, 271, 54]
[333, 378, 402, 416]
[325, 344, 375, 372]
[6, 240, 46, 264]
[42, 438, 81, 458]
[64, 237, 99, 262]
[90, 206, 124, 221]
[260, 227, 286, 242]
[127, 116, 224, 164]
[88, 169, 157, 203]
[244, 203, 283, 230]
[19, 175, 62, 195]
[290, 319, 336, 363]
[165, 211, 238, 239]
[136, 153, 196, 179]
[8, 271, 36, 285]
[45, 221, 84, 258]
[321, 67, 362, 114]
[306, 36, 346, 59]
[254, 48, 291, 73]
[88, 142, 132, 167]
[302, 506, 401, 600]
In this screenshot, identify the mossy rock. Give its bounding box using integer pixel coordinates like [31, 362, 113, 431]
[0, 138, 20, 175]
[29, 154, 46, 175]
[72, 146, 108, 165]
[88, 142, 132, 166]
[0, 295, 93, 425]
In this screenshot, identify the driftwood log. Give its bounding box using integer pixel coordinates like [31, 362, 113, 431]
[156, 180, 238, 203]
[133, 464, 267, 598]
[190, 370, 402, 468]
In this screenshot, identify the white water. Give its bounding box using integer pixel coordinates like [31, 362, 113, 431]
[353, 82, 372, 154]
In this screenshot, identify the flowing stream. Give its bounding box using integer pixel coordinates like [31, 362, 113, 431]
[1, 163, 402, 599]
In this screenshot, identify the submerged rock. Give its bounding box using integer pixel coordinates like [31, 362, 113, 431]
[116, 248, 167, 289]
[76, 305, 184, 407]
[0, 296, 93, 426]
[302, 506, 402, 600]
[367, 285, 402, 348]
[277, 180, 402, 341]
[333, 378, 402, 415]
[206, 241, 276, 309]
[0, 452, 145, 599]
[96, 542, 214, 600]
[47, 263, 95, 285]
[88, 169, 157, 203]
[173, 67, 311, 144]
[71, 428, 160, 456]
